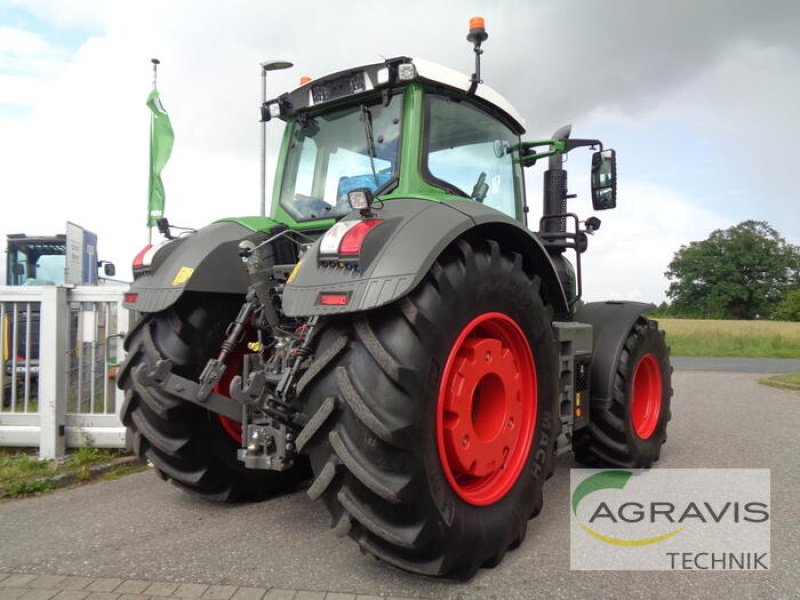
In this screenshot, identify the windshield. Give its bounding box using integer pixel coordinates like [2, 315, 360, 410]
[279, 93, 403, 222]
[424, 94, 523, 219]
[7, 244, 66, 285]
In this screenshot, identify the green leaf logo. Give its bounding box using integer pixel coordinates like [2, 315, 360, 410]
[572, 470, 683, 546]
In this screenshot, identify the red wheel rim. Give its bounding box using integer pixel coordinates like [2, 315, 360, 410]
[436, 312, 537, 506]
[630, 353, 662, 439]
[215, 351, 244, 444]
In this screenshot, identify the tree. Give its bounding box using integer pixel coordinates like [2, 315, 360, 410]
[665, 221, 800, 319]
[773, 289, 800, 321]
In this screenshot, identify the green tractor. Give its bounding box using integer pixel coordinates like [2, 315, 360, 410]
[119, 19, 672, 578]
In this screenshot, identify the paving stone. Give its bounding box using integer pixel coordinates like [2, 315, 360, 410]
[173, 584, 209, 599]
[85, 593, 120, 600]
[143, 583, 179, 598]
[324, 594, 355, 600]
[85, 580, 123, 594]
[354, 596, 383, 600]
[0, 588, 28, 600]
[1, 576, 37, 588]
[0, 578, 9, 586]
[114, 582, 150, 596]
[58, 579, 94, 592]
[295, 593, 325, 600]
[28, 577, 65, 590]
[116, 595, 149, 600]
[18, 590, 58, 600]
[262, 591, 295, 600]
[230, 588, 265, 600]
[200, 586, 237, 600]
[52, 593, 90, 600]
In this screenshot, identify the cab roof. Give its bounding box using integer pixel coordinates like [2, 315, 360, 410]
[272, 56, 526, 134]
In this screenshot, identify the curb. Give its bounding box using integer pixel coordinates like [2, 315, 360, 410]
[2, 455, 147, 498]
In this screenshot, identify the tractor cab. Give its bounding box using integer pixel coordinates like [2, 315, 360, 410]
[266, 53, 617, 309]
[266, 56, 529, 228]
[5, 234, 67, 286]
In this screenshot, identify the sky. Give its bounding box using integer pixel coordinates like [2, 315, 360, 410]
[1, 0, 798, 302]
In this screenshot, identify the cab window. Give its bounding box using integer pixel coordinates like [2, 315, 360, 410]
[424, 94, 522, 220]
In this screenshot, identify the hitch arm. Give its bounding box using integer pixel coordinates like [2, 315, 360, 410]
[136, 359, 244, 422]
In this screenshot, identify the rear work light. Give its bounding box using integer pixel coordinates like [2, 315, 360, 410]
[319, 219, 383, 257]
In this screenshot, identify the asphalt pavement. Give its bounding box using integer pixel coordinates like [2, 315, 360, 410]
[671, 356, 800, 373]
[0, 369, 798, 600]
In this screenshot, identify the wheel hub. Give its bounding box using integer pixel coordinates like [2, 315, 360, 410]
[630, 353, 662, 439]
[437, 312, 537, 506]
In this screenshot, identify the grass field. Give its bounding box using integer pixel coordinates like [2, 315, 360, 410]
[655, 318, 800, 358]
[0, 448, 144, 498]
[759, 373, 800, 391]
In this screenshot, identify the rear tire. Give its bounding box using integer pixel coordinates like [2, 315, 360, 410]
[573, 318, 672, 468]
[297, 239, 559, 578]
[118, 293, 309, 501]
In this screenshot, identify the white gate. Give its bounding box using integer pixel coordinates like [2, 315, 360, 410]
[0, 285, 131, 458]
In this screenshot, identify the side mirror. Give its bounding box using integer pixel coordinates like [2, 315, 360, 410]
[591, 149, 617, 210]
[102, 262, 116, 277]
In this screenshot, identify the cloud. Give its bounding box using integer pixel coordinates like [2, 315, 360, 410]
[0, 0, 797, 290]
[579, 181, 733, 303]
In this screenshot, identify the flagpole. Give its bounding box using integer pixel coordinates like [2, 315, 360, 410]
[149, 58, 160, 244]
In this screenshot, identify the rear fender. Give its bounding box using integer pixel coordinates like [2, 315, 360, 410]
[281, 198, 569, 317]
[125, 220, 277, 313]
[574, 301, 656, 407]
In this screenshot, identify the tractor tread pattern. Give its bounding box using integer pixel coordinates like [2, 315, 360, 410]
[299, 238, 557, 578]
[295, 396, 336, 452]
[334, 367, 410, 446]
[295, 336, 348, 399]
[118, 296, 307, 502]
[328, 430, 410, 503]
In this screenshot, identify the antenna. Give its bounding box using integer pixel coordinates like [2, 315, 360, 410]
[466, 17, 488, 95]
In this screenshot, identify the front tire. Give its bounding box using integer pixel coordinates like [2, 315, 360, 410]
[573, 317, 672, 467]
[297, 239, 558, 577]
[118, 293, 308, 501]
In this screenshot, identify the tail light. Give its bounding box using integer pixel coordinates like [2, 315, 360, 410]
[318, 292, 350, 306]
[320, 219, 383, 257]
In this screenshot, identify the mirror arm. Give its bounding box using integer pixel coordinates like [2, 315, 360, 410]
[563, 138, 603, 153]
[515, 139, 566, 167]
[515, 138, 601, 167]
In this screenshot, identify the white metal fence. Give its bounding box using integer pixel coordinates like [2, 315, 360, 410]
[0, 285, 131, 458]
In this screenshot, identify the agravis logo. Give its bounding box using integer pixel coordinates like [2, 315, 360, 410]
[570, 469, 771, 570]
[571, 470, 684, 546]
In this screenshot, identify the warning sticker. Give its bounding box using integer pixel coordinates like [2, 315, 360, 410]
[172, 266, 194, 286]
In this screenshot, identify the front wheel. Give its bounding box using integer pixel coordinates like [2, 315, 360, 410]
[296, 238, 558, 578]
[573, 318, 672, 468]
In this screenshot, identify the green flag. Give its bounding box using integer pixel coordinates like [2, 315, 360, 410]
[147, 89, 174, 227]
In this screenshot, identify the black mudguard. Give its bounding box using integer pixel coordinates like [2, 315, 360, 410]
[574, 301, 656, 407]
[125, 221, 266, 313]
[282, 198, 569, 317]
